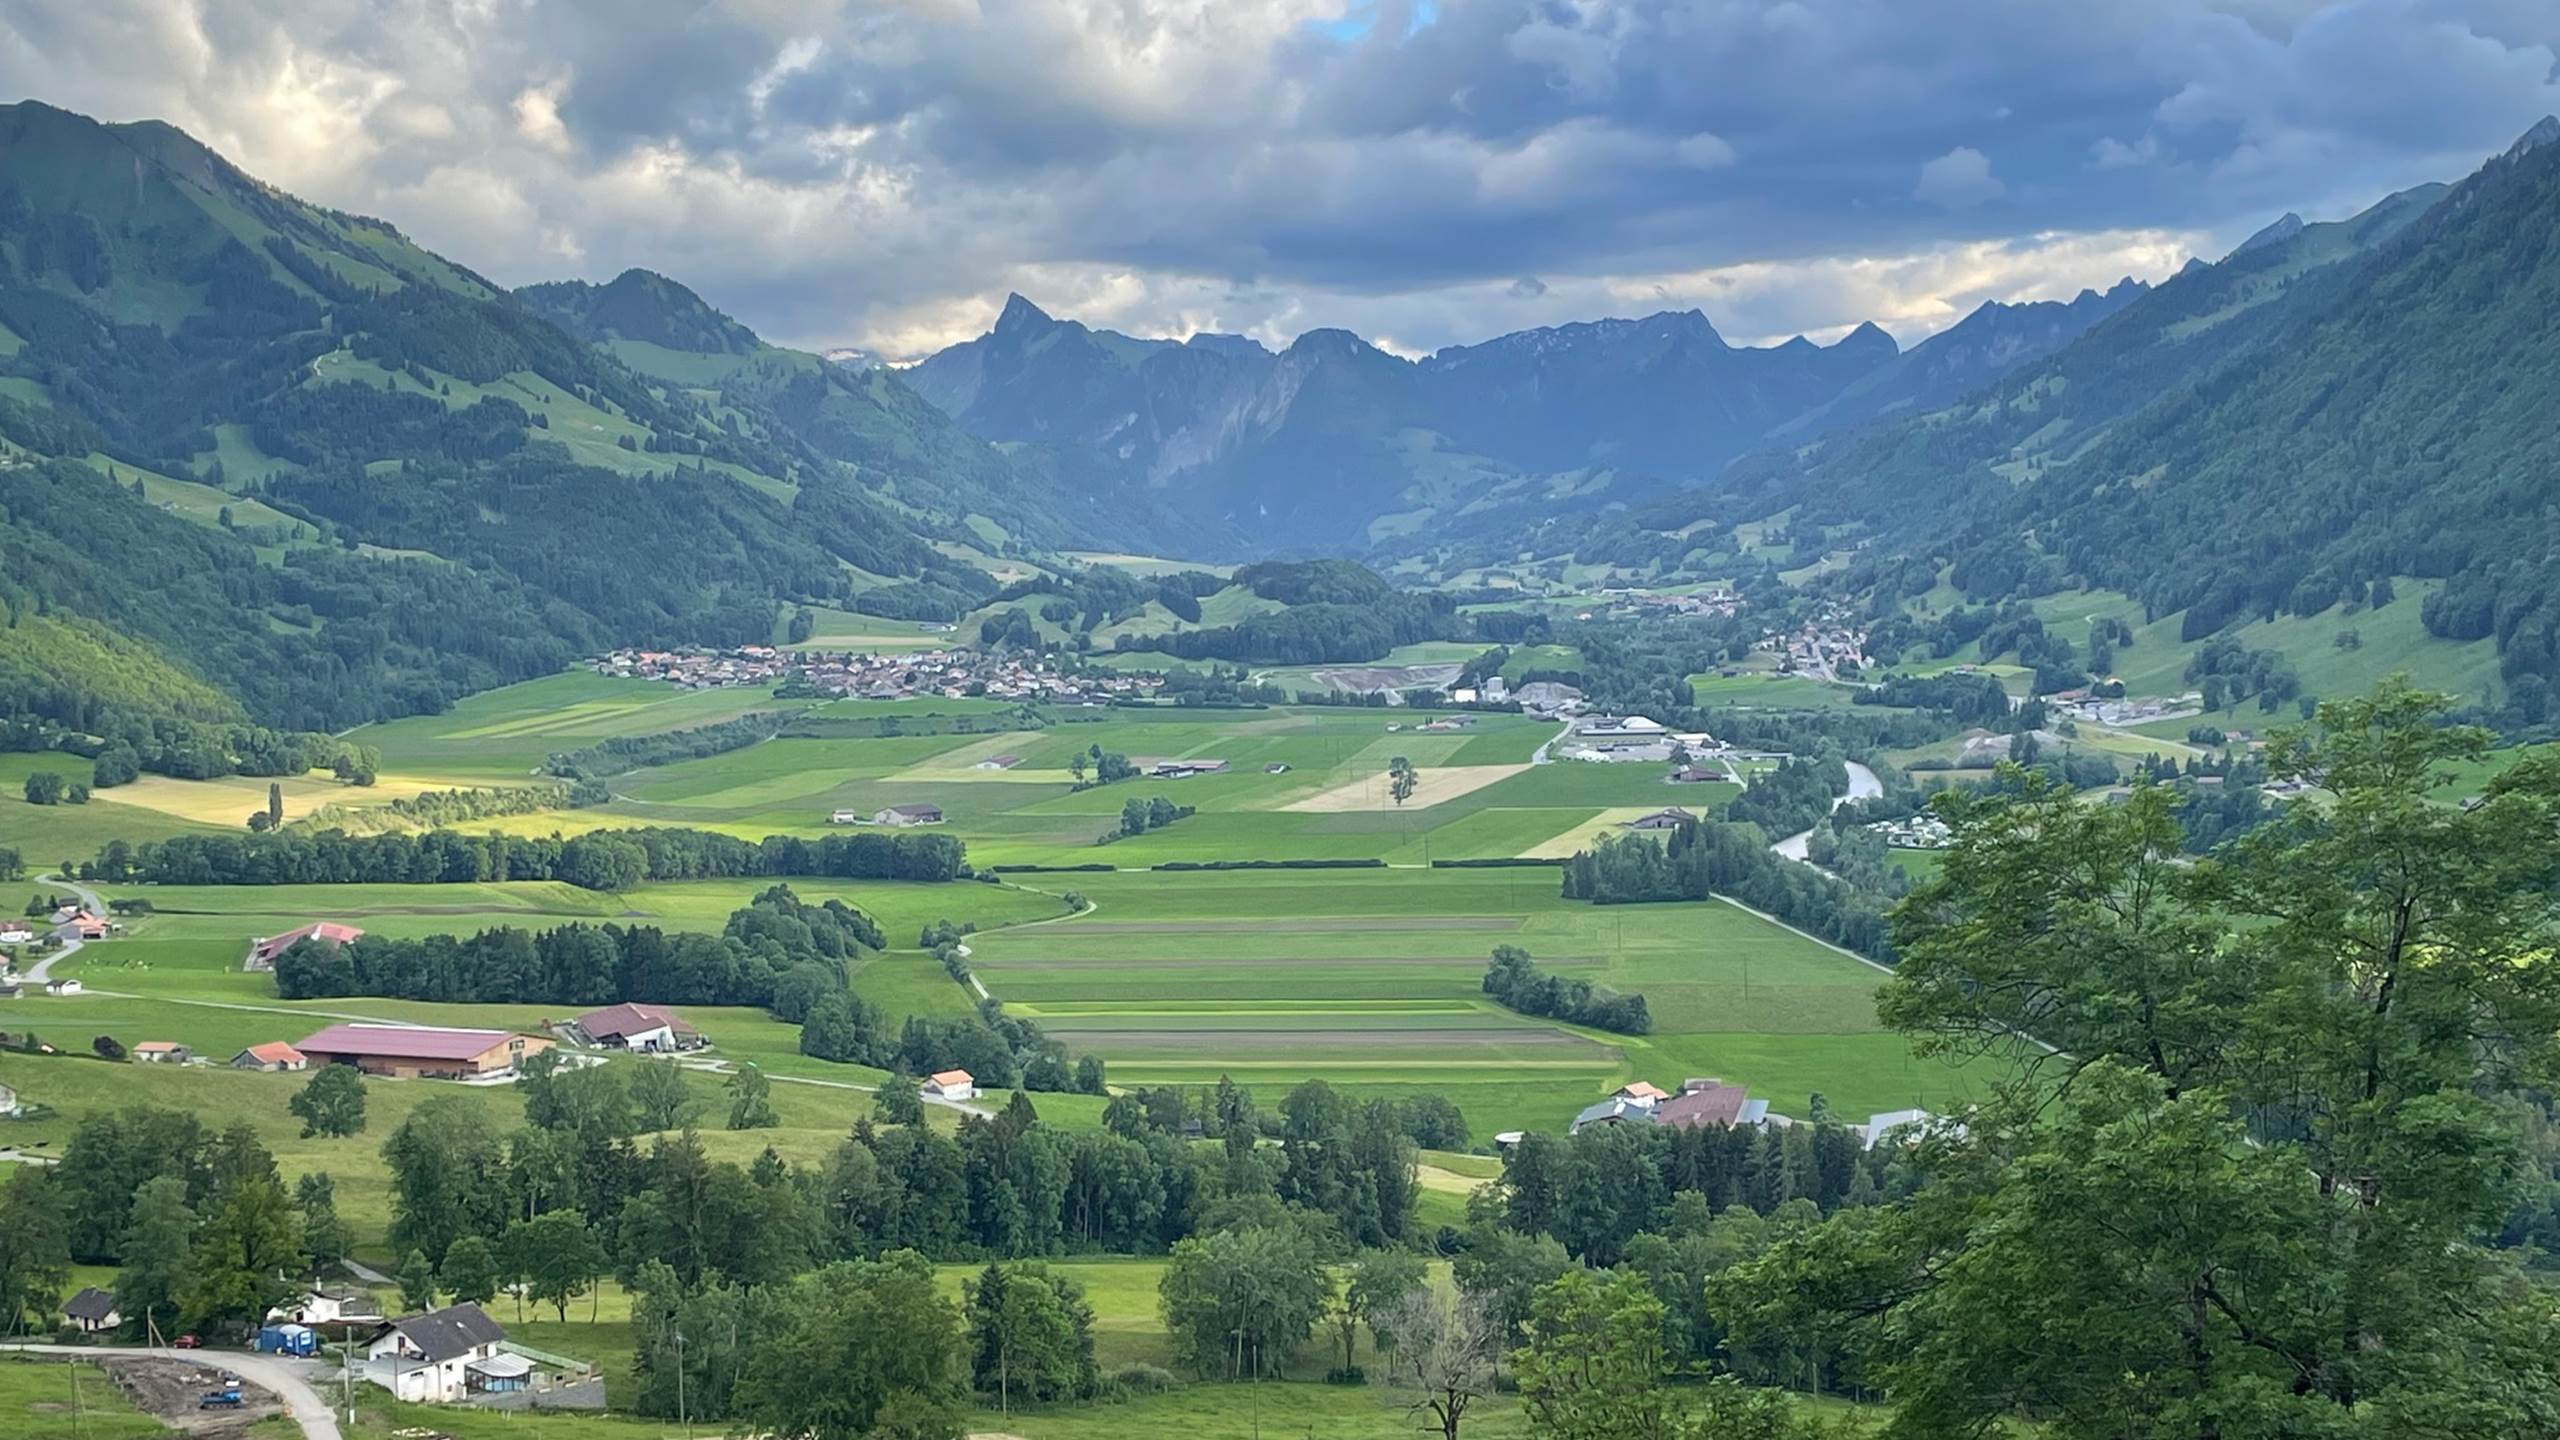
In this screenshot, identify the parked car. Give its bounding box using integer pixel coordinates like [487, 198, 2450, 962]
[172, 1335, 201, 1349]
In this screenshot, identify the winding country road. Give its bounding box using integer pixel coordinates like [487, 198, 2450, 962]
[1770, 760, 1882, 862]
[0, 1343, 342, 1440]
[22, 873, 107, 983]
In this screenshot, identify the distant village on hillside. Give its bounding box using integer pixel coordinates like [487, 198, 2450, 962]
[593, 646, 1165, 705]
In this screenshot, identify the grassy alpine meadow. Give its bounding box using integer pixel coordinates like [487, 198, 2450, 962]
[966, 867, 1996, 1140]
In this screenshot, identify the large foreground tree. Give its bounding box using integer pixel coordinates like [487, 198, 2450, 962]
[1716, 681, 2560, 1436]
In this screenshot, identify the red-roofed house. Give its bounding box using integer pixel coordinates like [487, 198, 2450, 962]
[1654, 1079, 1756, 1132]
[233, 1041, 309, 1072]
[571, 1002, 702, 1053]
[53, 910, 108, 941]
[924, 1069, 977, 1101]
[297, 1024, 552, 1079]
[245, 922, 365, 971]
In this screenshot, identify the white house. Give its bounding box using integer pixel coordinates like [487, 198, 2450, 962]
[366, 1303, 509, 1404]
[924, 1069, 977, 1102]
[0, 1081, 20, 1117]
[44, 978, 81, 996]
[273, 1286, 384, 1327]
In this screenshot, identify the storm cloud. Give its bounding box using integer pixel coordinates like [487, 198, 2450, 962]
[3, 0, 2553, 356]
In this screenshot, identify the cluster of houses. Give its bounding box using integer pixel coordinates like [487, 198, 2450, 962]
[1559, 1078, 1935, 1149]
[831, 802, 945, 826]
[593, 644, 1167, 706]
[61, 1285, 597, 1410]
[1762, 614, 1871, 678]
[1587, 586, 1743, 620]
[1866, 813, 1953, 849]
[0, 902, 115, 951]
[82, 1003, 709, 1090]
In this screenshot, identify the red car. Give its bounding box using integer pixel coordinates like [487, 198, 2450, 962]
[172, 1335, 202, 1350]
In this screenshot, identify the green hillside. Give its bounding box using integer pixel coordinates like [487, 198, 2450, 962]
[0, 101, 1009, 744]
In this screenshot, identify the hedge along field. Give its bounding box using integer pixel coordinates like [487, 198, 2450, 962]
[965, 867, 1999, 1139]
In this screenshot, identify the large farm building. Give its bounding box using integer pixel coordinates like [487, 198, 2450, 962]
[296, 1023, 552, 1079]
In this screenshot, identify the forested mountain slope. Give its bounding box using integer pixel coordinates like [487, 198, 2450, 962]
[515, 270, 1114, 552]
[1990, 121, 2560, 690]
[1711, 180, 2447, 540]
[1720, 121, 2560, 698]
[0, 101, 993, 735]
[1771, 277, 2151, 437]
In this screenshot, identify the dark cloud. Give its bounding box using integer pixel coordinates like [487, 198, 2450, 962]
[0, 0, 2551, 356]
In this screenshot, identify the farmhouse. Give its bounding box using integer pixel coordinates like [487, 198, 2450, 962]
[1621, 807, 1697, 832]
[924, 1069, 977, 1101]
[133, 1041, 190, 1064]
[1669, 766, 1723, 784]
[828, 809, 863, 824]
[273, 1286, 385, 1327]
[45, 978, 81, 995]
[1567, 1097, 1653, 1134]
[297, 1023, 553, 1079]
[571, 1001, 701, 1053]
[1613, 1081, 1670, 1106]
[1854, 1109, 1937, 1149]
[64, 1286, 120, 1334]
[233, 1041, 309, 1071]
[0, 1080, 19, 1116]
[0, 921, 32, 944]
[0, 981, 21, 1000]
[52, 910, 108, 941]
[1149, 758, 1230, 779]
[874, 803, 945, 826]
[244, 922, 364, 972]
[1654, 1079, 1767, 1131]
[366, 1302, 510, 1404]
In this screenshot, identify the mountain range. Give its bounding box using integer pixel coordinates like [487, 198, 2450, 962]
[4, 93, 2557, 740]
[905, 276, 2153, 556]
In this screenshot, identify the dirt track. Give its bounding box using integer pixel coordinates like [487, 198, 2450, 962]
[100, 1354, 285, 1436]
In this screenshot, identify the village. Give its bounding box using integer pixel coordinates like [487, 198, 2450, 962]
[592, 644, 1168, 705]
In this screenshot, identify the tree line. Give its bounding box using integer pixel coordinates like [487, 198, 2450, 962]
[1481, 944, 1650, 1034]
[83, 823, 968, 889]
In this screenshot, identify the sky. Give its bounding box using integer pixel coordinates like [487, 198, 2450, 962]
[2, 0, 2556, 360]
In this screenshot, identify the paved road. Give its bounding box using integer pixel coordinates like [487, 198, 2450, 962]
[22, 873, 106, 982]
[0, 1343, 342, 1440]
[1771, 760, 1881, 862]
[1526, 717, 1577, 765]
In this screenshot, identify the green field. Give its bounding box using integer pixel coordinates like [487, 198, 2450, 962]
[2010, 582, 2504, 707]
[967, 867, 1993, 1138]
[0, 1358, 169, 1440]
[2, 670, 1982, 1213]
[321, 678, 1714, 869]
[1686, 672, 1857, 709]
